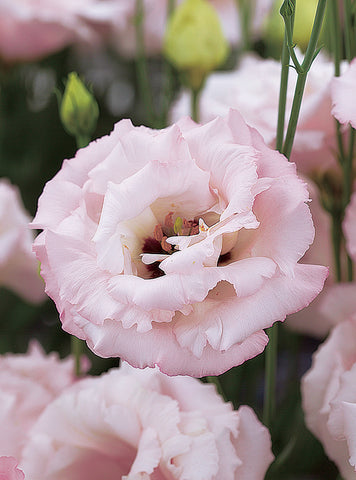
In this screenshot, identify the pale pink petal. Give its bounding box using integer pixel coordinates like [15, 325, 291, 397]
[0, 457, 25, 480]
[332, 58, 356, 129]
[234, 406, 274, 480]
[0, 342, 77, 458]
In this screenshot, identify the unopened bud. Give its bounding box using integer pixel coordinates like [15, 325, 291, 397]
[59, 72, 99, 142]
[163, 0, 229, 91]
[280, 0, 295, 20]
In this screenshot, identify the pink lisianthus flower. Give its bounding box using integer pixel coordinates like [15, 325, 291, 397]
[331, 58, 356, 129]
[0, 457, 24, 480]
[0, 342, 78, 458]
[110, 0, 273, 57]
[302, 320, 356, 479]
[32, 110, 327, 377]
[0, 179, 45, 303]
[21, 363, 274, 480]
[0, 0, 122, 63]
[171, 53, 344, 176]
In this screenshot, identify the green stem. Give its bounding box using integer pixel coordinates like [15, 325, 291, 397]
[236, 0, 251, 51]
[282, 0, 327, 159]
[263, 323, 278, 427]
[332, 213, 342, 282]
[329, 0, 342, 76]
[135, 0, 155, 126]
[276, 31, 291, 153]
[191, 88, 200, 123]
[206, 376, 228, 402]
[282, 72, 307, 159]
[302, 0, 327, 72]
[76, 134, 90, 150]
[328, 0, 346, 162]
[160, 0, 176, 127]
[343, 0, 355, 61]
[71, 336, 83, 377]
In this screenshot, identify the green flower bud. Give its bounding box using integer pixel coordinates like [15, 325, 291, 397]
[59, 72, 99, 146]
[163, 0, 229, 91]
[280, 0, 295, 20]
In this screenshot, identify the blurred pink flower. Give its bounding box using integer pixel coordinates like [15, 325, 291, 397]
[331, 58, 356, 129]
[21, 363, 274, 480]
[302, 320, 356, 479]
[286, 178, 340, 337]
[0, 0, 122, 62]
[33, 110, 327, 377]
[0, 457, 24, 480]
[0, 179, 45, 303]
[110, 0, 273, 57]
[171, 53, 342, 176]
[0, 342, 77, 458]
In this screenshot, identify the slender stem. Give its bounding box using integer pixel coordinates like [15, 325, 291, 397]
[135, 0, 155, 126]
[263, 323, 278, 427]
[329, 0, 342, 76]
[206, 376, 228, 402]
[160, 0, 176, 127]
[276, 32, 291, 152]
[328, 1, 346, 162]
[191, 88, 200, 123]
[342, 129, 354, 208]
[76, 135, 90, 150]
[343, 0, 355, 61]
[282, 73, 307, 159]
[344, 128, 355, 281]
[301, 0, 327, 72]
[71, 336, 83, 377]
[282, 0, 327, 159]
[332, 213, 342, 282]
[236, 0, 251, 51]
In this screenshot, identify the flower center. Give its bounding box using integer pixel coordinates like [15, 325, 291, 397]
[142, 212, 199, 278]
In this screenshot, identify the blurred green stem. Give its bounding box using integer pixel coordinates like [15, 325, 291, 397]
[263, 323, 278, 427]
[71, 337, 83, 377]
[332, 213, 342, 282]
[76, 135, 90, 150]
[329, 0, 355, 282]
[135, 0, 155, 127]
[236, 0, 251, 51]
[160, 0, 176, 127]
[343, 0, 356, 61]
[191, 88, 201, 123]
[276, 31, 291, 152]
[282, 0, 327, 159]
[206, 376, 228, 402]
